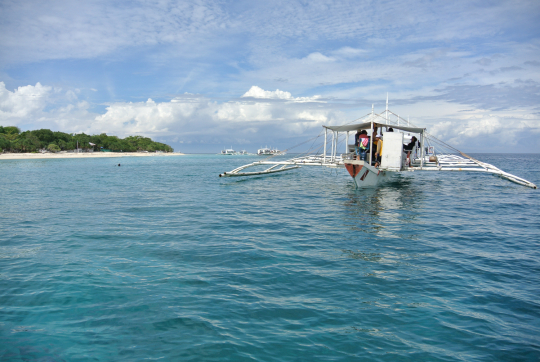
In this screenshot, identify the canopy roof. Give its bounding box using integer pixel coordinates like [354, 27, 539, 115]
[324, 121, 425, 134]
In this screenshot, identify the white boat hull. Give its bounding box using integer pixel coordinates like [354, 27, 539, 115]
[344, 160, 392, 187]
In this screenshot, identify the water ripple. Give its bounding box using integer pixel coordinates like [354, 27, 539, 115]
[0, 154, 539, 361]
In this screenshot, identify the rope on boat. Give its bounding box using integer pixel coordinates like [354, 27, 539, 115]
[264, 112, 373, 161]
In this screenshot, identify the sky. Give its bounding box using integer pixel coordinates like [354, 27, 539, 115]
[1, 0, 539, 153]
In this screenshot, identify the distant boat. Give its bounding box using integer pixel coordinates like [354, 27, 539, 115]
[220, 147, 236, 155]
[257, 146, 284, 156]
[257, 146, 272, 156]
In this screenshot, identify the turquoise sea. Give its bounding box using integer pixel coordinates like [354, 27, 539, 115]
[1, 154, 539, 361]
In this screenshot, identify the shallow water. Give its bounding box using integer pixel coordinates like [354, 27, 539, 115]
[1, 154, 539, 361]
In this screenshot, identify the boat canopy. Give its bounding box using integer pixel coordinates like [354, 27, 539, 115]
[323, 122, 425, 134]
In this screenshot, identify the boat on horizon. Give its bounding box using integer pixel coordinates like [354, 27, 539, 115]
[220, 147, 236, 155]
[219, 147, 255, 155]
[257, 146, 285, 156]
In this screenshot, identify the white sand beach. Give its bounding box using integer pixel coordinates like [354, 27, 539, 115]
[0, 152, 185, 160]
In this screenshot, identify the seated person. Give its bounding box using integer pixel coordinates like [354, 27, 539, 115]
[403, 136, 418, 151]
[403, 136, 419, 165]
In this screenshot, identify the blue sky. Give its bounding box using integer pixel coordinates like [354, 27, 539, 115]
[1, 0, 539, 152]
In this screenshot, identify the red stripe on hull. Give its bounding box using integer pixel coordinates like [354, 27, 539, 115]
[359, 169, 370, 181]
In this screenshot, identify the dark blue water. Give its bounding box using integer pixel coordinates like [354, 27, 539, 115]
[1, 154, 539, 361]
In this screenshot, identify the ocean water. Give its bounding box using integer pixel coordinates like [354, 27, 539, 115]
[0, 154, 539, 361]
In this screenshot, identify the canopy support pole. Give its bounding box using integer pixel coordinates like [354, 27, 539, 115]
[346, 131, 349, 157]
[369, 120, 373, 165]
[323, 128, 327, 164]
[420, 130, 425, 169]
[331, 131, 335, 162]
[334, 131, 338, 162]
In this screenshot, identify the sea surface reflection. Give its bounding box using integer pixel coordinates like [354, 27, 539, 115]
[342, 175, 422, 240]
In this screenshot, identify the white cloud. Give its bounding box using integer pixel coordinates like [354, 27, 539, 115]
[91, 97, 208, 136]
[242, 86, 294, 100]
[457, 116, 502, 138]
[92, 87, 332, 139]
[305, 52, 334, 63]
[241, 86, 322, 103]
[0, 82, 52, 120]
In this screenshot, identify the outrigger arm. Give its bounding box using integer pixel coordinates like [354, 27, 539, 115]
[422, 153, 538, 189]
[219, 161, 300, 177]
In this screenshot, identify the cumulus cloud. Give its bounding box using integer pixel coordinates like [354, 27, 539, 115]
[0, 82, 52, 120]
[242, 86, 294, 100]
[241, 86, 322, 103]
[93, 87, 333, 138]
[90, 96, 212, 137]
[420, 104, 540, 151]
[0, 81, 99, 132]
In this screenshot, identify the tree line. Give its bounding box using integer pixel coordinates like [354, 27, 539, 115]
[0, 126, 173, 153]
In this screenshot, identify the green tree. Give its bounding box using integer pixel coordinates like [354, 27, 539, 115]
[31, 129, 55, 146]
[0, 134, 10, 152]
[12, 133, 41, 152]
[47, 143, 61, 152]
[0, 126, 21, 135]
[53, 131, 72, 143]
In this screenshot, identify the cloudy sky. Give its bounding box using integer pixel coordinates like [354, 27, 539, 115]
[1, 0, 539, 152]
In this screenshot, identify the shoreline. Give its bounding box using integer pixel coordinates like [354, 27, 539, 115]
[0, 152, 185, 160]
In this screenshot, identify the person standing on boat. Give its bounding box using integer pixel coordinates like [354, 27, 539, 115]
[355, 130, 369, 160]
[371, 127, 381, 165]
[375, 136, 383, 167]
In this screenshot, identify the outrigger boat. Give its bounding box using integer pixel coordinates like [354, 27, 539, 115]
[219, 106, 537, 189]
[220, 147, 236, 155]
[257, 146, 285, 156]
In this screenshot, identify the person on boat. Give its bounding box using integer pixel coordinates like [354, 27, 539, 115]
[374, 136, 383, 167]
[404, 136, 419, 151]
[370, 127, 380, 165]
[355, 130, 370, 160]
[403, 136, 419, 166]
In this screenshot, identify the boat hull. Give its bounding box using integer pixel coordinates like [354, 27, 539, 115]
[344, 160, 392, 187]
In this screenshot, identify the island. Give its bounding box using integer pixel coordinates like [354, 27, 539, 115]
[0, 126, 182, 159]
